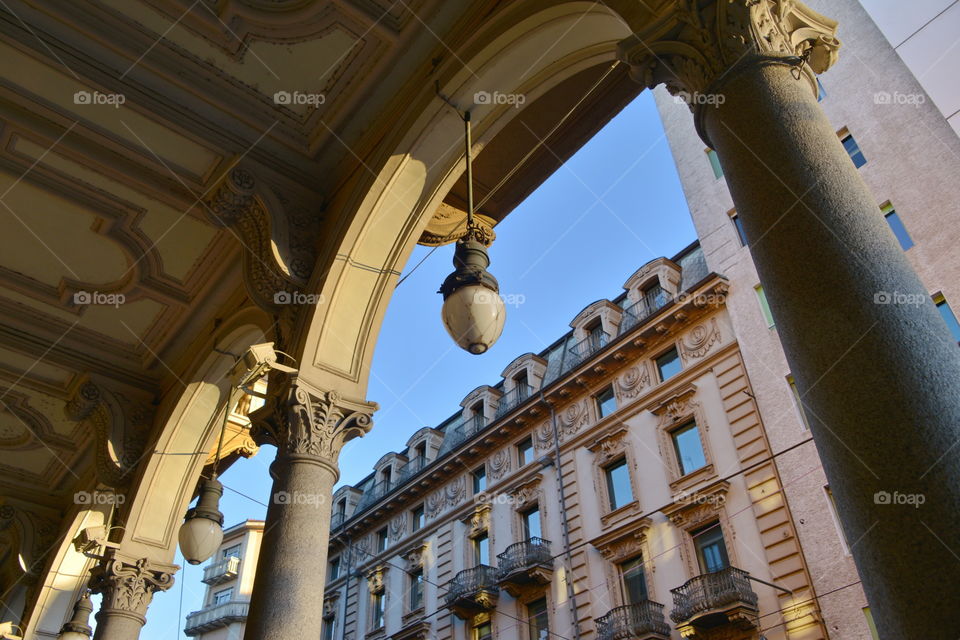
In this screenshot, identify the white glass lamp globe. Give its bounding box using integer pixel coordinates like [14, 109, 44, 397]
[441, 283, 506, 354]
[178, 515, 224, 565]
[178, 478, 224, 565]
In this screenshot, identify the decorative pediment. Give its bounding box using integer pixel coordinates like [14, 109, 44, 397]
[622, 257, 682, 299]
[588, 427, 630, 465]
[652, 385, 700, 428]
[462, 503, 492, 537]
[323, 591, 340, 619]
[663, 482, 731, 530]
[366, 564, 388, 594]
[590, 518, 653, 564]
[509, 475, 542, 510]
[404, 542, 430, 571]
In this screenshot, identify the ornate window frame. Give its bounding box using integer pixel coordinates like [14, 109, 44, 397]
[570, 299, 622, 339]
[651, 385, 716, 493]
[365, 564, 389, 635]
[622, 257, 682, 301]
[501, 353, 548, 393]
[661, 481, 737, 578]
[402, 542, 429, 622]
[590, 518, 656, 605]
[462, 503, 493, 567]
[460, 385, 503, 424]
[508, 474, 546, 542]
[588, 427, 643, 528]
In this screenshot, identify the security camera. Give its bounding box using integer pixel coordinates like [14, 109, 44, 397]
[232, 342, 298, 394]
[73, 525, 119, 556]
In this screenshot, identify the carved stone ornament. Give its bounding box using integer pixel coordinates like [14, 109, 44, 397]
[590, 428, 629, 465]
[680, 318, 722, 361]
[88, 554, 177, 622]
[389, 513, 407, 542]
[618, 0, 841, 144]
[366, 564, 387, 594]
[419, 202, 497, 247]
[65, 378, 154, 487]
[203, 167, 320, 312]
[426, 489, 446, 519]
[510, 476, 542, 510]
[533, 421, 554, 452]
[489, 448, 511, 480]
[617, 364, 651, 400]
[445, 475, 467, 508]
[591, 519, 653, 564]
[323, 591, 340, 619]
[405, 542, 429, 571]
[464, 504, 492, 538]
[653, 386, 700, 428]
[249, 382, 376, 466]
[558, 400, 589, 439]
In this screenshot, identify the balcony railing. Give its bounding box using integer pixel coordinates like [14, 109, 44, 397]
[596, 601, 671, 640]
[201, 555, 240, 586]
[330, 511, 346, 531]
[354, 479, 396, 513]
[184, 600, 249, 636]
[620, 293, 672, 335]
[497, 537, 552, 578]
[445, 564, 499, 606]
[437, 414, 487, 456]
[670, 567, 758, 624]
[398, 455, 428, 482]
[496, 384, 533, 418]
[569, 331, 610, 366]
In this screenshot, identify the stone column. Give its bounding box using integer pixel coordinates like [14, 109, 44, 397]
[88, 553, 176, 640]
[621, 1, 960, 637]
[244, 379, 375, 639]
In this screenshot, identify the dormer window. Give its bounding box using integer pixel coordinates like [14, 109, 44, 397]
[380, 466, 392, 487]
[415, 441, 427, 461]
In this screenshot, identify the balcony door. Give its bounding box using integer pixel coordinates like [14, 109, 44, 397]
[619, 556, 648, 604]
[522, 506, 541, 540]
[693, 523, 730, 574]
[473, 532, 490, 566]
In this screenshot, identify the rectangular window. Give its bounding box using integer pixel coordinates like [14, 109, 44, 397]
[881, 203, 913, 250]
[619, 556, 648, 604]
[222, 544, 241, 559]
[655, 347, 682, 382]
[474, 621, 493, 640]
[409, 569, 424, 611]
[212, 587, 233, 606]
[322, 618, 335, 640]
[934, 295, 960, 342]
[705, 148, 723, 179]
[411, 505, 424, 532]
[825, 486, 850, 554]
[755, 285, 775, 328]
[787, 375, 811, 431]
[522, 506, 542, 540]
[473, 532, 490, 566]
[376, 527, 388, 553]
[840, 131, 867, 168]
[371, 592, 385, 629]
[528, 598, 550, 640]
[517, 438, 534, 467]
[864, 607, 880, 640]
[692, 523, 729, 574]
[596, 386, 617, 418]
[604, 458, 633, 511]
[672, 422, 707, 475]
[472, 466, 487, 494]
[729, 211, 747, 246]
[329, 557, 340, 581]
[642, 282, 669, 312]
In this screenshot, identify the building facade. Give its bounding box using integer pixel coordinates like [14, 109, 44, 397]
[183, 520, 264, 640]
[652, 0, 960, 637]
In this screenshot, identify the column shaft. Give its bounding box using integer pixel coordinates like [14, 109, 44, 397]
[702, 57, 960, 637]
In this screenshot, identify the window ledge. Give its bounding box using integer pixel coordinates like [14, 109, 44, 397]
[669, 464, 716, 494]
[601, 500, 642, 528]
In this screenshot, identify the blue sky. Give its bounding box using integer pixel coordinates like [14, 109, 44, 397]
[142, 89, 697, 638]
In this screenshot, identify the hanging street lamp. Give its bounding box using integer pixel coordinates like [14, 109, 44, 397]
[439, 111, 506, 354]
[57, 590, 93, 640]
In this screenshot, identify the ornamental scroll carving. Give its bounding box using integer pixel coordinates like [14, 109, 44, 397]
[249, 383, 376, 465]
[88, 555, 176, 621]
[389, 513, 407, 542]
[203, 167, 320, 313]
[445, 475, 467, 508]
[680, 318, 722, 361]
[426, 489, 446, 519]
[558, 400, 589, 439]
[533, 422, 554, 452]
[617, 364, 650, 400]
[65, 378, 154, 487]
[489, 448, 511, 480]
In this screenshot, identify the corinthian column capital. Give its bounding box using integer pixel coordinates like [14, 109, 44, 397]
[250, 380, 376, 469]
[618, 0, 840, 123]
[88, 554, 177, 626]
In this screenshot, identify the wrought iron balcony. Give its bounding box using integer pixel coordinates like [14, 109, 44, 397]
[437, 414, 487, 456]
[354, 479, 396, 513]
[201, 555, 240, 586]
[330, 511, 346, 531]
[398, 455, 428, 482]
[445, 565, 498, 619]
[670, 567, 758, 630]
[184, 600, 249, 636]
[620, 292, 672, 335]
[596, 601, 671, 640]
[496, 384, 533, 418]
[569, 331, 610, 366]
[496, 537, 553, 596]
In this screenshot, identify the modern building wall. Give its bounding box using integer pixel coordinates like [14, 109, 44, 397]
[860, 0, 960, 136]
[320, 247, 830, 640]
[652, 0, 960, 638]
[183, 520, 264, 640]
